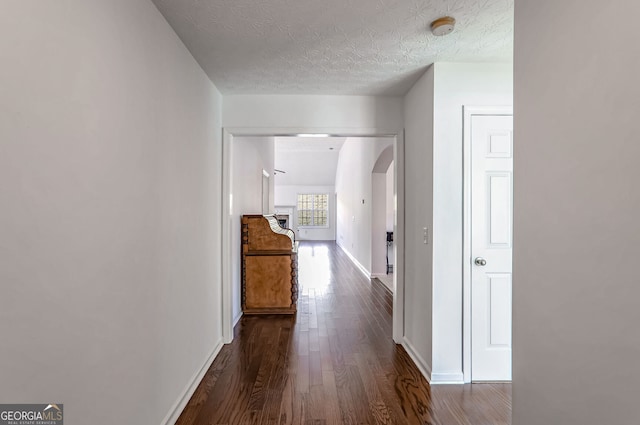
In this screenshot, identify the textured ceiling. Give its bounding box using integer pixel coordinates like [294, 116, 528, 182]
[151, 0, 513, 95]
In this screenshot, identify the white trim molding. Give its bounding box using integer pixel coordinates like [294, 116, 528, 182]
[337, 241, 371, 278]
[430, 372, 465, 385]
[233, 311, 243, 328]
[161, 340, 224, 425]
[402, 337, 432, 383]
[221, 129, 234, 343]
[392, 130, 405, 344]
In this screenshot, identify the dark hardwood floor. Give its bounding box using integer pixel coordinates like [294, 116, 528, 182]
[177, 241, 511, 425]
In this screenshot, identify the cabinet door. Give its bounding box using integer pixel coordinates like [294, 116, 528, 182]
[245, 255, 292, 309]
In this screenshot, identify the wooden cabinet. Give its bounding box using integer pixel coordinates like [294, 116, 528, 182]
[241, 215, 298, 314]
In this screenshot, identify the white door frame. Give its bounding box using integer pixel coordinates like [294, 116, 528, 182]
[221, 127, 406, 345]
[261, 169, 270, 214]
[462, 106, 513, 383]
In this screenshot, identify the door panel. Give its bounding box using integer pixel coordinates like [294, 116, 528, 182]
[488, 173, 512, 246]
[471, 114, 513, 381]
[488, 273, 512, 347]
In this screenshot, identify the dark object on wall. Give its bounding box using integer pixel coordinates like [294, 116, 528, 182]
[241, 215, 298, 314]
[386, 231, 393, 274]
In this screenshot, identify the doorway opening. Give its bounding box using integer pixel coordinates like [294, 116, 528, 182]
[221, 129, 405, 346]
[371, 145, 395, 292]
[272, 137, 345, 243]
[463, 106, 514, 383]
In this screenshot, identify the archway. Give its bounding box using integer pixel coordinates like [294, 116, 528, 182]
[371, 145, 394, 291]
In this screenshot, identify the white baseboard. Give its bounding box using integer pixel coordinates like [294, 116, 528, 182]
[402, 337, 432, 383]
[430, 372, 465, 385]
[370, 273, 388, 278]
[233, 311, 243, 328]
[371, 275, 393, 294]
[161, 339, 224, 425]
[373, 280, 393, 293]
[337, 242, 371, 279]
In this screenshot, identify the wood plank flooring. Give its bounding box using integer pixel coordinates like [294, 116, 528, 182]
[177, 241, 511, 425]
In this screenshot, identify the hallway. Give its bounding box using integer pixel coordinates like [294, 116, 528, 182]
[177, 242, 511, 425]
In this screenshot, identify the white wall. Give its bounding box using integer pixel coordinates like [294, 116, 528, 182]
[431, 62, 513, 382]
[274, 185, 336, 240]
[335, 137, 393, 275]
[513, 2, 640, 424]
[402, 67, 435, 378]
[230, 137, 275, 323]
[274, 150, 340, 186]
[0, 1, 223, 424]
[372, 173, 388, 276]
[223, 95, 403, 133]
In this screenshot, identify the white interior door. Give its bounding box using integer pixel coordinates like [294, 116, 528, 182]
[471, 114, 513, 381]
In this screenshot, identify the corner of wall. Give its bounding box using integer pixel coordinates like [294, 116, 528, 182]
[161, 339, 225, 425]
[401, 65, 435, 386]
[336, 241, 371, 278]
[402, 337, 432, 383]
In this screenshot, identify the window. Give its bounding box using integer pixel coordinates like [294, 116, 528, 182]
[297, 194, 328, 227]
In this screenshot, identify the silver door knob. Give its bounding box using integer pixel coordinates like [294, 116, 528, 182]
[474, 257, 487, 266]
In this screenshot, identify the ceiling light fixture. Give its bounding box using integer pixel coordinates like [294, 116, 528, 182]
[296, 133, 330, 138]
[431, 16, 456, 36]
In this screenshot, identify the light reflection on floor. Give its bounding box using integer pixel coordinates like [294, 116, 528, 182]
[297, 242, 332, 293]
